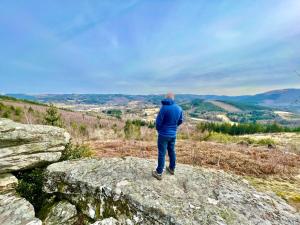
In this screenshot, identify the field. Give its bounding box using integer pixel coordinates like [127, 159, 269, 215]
[208, 100, 241, 112]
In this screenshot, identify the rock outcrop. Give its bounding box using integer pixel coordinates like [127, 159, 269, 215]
[0, 192, 42, 225]
[44, 157, 300, 225]
[0, 173, 18, 192]
[0, 119, 70, 225]
[0, 118, 70, 173]
[91, 217, 120, 225]
[43, 201, 78, 225]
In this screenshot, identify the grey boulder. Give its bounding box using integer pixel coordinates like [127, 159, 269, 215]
[91, 217, 120, 225]
[43, 200, 77, 225]
[44, 157, 300, 225]
[0, 118, 70, 173]
[0, 192, 42, 225]
[0, 173, 18, 193]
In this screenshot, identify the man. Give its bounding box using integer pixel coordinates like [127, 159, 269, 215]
[152, 92, 183, 180]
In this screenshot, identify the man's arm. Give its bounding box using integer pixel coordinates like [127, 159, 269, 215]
[177, 110, 183, 126]
[155, 108, 164, 131]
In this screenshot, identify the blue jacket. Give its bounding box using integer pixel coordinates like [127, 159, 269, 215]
[155, 98, 183, 138]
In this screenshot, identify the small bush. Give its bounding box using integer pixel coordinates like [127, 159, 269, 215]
[124, 120, 141, 140]
[104, 109, 122, 119]
[204, 132, 236, 143]
[14, 107, 23, 116]
[15, 168, 48, 212]
[256, 138, 276, 147]
[2, 111, 11, 118]
[61, 143, 93, 160]
[79, 124, 88, 137]
[177, 131, 190, 140]
[28, 106, 34, 113]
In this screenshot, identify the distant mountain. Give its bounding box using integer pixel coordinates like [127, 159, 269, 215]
[239, 89, 300, 112]
[5, 88, 300, 112]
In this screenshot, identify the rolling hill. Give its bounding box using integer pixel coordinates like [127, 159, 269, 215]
[4, 88, 300, 112]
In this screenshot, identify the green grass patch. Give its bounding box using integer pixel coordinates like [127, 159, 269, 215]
[246, 176, 300, 211]
[203, 132, 276, 147]
[61, 143, 93, 160]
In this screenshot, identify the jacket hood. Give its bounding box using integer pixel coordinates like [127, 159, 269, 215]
[161, 98, 174, 105]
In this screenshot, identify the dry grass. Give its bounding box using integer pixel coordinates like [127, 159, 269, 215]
[1, 100, 124, 142]
[89, 138, 300, 209]
[90, 139, 300, 178]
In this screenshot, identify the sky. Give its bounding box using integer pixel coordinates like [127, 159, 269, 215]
[0, 0, 300, 95]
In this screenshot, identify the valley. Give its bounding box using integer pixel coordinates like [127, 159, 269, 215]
[1, 93, 300, 213]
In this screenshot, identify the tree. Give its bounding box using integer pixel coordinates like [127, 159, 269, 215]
[124, 120, 141, 139]
[44, 104, 63, 127]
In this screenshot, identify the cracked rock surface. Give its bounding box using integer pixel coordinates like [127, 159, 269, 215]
[0, 192, 42, 225]
[0, 118, 70, 173]
[43, 200, 78, 225]
[44, 157, 300, 225]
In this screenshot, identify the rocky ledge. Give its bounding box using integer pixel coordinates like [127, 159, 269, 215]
[0, 119, 70, 225]
[0, 118, 70, 173]
[44, 157, 300, 225]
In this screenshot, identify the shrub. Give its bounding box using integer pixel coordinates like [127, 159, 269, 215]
[124, 120, 141, 139]
[44, 104, 63, 127]
[256, 138, 276, 147]
[79, 124, 88, 137]
[14, 106, 23, 116]
[2, 111, 11, 118]
[148, 122, 155, 129]
[104, 109, 122, 119]
[28, 106, 34, 113]
[15, 168, 48, 212]
[61, 143, 93, 160]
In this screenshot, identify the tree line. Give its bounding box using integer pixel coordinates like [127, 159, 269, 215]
[197, 122, 300, 135]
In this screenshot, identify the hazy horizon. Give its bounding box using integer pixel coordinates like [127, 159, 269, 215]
[1, 0, 300, 95]
[3, 87, 300, 97]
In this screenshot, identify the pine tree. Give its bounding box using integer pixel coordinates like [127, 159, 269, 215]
[44, 104, 63, 127]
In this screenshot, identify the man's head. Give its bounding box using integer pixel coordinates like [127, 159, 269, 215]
[165, 92, 175, 100]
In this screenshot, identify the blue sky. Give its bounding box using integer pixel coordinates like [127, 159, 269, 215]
[0, 0, 300, 95]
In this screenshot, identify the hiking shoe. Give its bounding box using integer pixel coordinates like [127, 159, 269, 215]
[166, 166, 175, 175]
[152, 170, 162, 180]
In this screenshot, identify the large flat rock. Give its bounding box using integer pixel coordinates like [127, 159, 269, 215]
[0, 192, 42, 225]
[0, 118, 70, 173]
[44, 157, 300, 225]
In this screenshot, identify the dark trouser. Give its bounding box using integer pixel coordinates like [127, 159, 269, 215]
[156, 135, 176, 174]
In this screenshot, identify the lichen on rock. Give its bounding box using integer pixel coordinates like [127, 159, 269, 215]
[0, 118, 71, 225]
[0, 173, 18, 193]
[44, 157, 300, 225]
[90, 217, 120, 225]
[0, 192, 42, 225]
[43, 200, 78, 225]
[0, 118, 70, 173]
